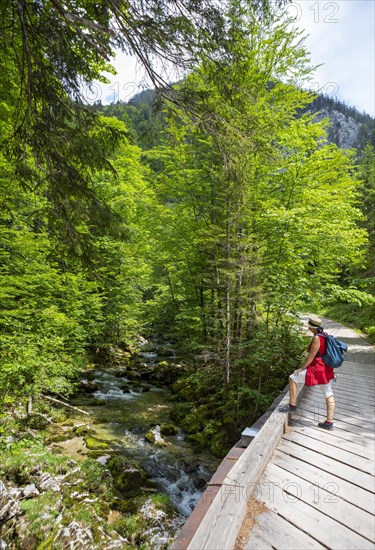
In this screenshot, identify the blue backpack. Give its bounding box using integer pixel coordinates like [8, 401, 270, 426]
[318, 332, 348, 369]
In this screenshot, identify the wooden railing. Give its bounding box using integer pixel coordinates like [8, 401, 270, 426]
[172, 382, 307, 550]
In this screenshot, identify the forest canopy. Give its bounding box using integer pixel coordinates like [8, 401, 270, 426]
[0, 0, 374, 450]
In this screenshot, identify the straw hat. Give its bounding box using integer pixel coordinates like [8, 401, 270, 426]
[308, 316, 322, 328]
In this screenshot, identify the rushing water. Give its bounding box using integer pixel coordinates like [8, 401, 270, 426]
[70, 365, 219, 517]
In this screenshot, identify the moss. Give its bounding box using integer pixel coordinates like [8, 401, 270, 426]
[107, 455, 146, 495]
[60, 419, 75, 427]
[75, 425, 95, 437]
[144, 430, 155, 443]
[91, 398, 106, 406]
[20, 492, 62, 543]
[45, 431, 74, 444]
[84, 435, 109, 450]
[80, 459, 114, 499]
[160, 423, 178, 436]
[0, 439, 70, 482]
[37, 531, 58, 550]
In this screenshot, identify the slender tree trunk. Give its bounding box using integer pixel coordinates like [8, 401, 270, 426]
[225, 193, 231, 387]
[27, 396, 33, 416]
[200, 286, 207, 341]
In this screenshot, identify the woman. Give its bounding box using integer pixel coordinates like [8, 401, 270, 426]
[279, 316, 335, 430]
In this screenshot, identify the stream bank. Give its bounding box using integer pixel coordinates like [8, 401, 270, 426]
[0, 340, 220, 549]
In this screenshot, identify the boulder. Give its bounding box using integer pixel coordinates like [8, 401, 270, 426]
[0, 480, 21, 522]
[136, 497, 184, 549]
[55, 521, 94, 548]
[160, 424, 178, 436]
[145, 426, 169, 447]
[35, 473, 61, 492]
[158, 348, 175, 357]
[74, 425, 95, 437]
[84, 436, 109, 451]
[108, 456, 146, 495]
[79, 379, 99, 393]
[45, 430, 75, 444]
[22, 483, 40, 499]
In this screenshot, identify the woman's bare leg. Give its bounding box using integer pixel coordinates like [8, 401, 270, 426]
[289, 378, 298, 406]
[326, 396, 335, 422]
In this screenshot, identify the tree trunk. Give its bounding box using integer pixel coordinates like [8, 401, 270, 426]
[225, 194, 231, 387]
[27, 396, 33, 416]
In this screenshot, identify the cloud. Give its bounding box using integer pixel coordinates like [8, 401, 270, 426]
[93, 1, 374, 116]
[295, 0, 374, 114]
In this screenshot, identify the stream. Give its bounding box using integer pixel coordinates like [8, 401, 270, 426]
[68, 348, 220, 518]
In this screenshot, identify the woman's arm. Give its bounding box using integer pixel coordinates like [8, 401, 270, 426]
[294, 335, 321, 375]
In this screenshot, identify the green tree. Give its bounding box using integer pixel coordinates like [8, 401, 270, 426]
[358, 145, 375, 276]
[142, 6, 367, 387]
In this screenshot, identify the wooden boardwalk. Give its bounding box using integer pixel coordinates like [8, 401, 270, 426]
[241, 325, 375, 550]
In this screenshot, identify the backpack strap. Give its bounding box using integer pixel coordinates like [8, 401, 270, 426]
[316, 332, 327, 358]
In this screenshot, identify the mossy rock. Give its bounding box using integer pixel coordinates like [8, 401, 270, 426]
[145, 428, 168, 447]
[108, 455, 146, 495]
[144, 430, 156, 444]
[160, 423, 178, 436]
[84, 435, 109, 450]
[91, 398, 106, 406]
[114, 368, 128, 378]
[45, 431, 74, 444]
[180, 413, 205, 435]
[60, 419, 75, 427]
[74, 425, 95, 437]
[25, 415, 51, 430]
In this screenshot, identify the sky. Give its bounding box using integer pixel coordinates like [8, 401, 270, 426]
[84, 0, 375, 117]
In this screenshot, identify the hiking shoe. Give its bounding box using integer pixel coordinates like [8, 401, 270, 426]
[318, 421, 333, 430]
[278, 404, 297, 412]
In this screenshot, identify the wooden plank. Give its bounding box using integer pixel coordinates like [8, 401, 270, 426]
[301, 393, 371, 417]
[263, 462, 375, 541]
[242, 526, 275, 550]
[325, 387, 375, 403]
[290, 424, 375, 459]
[299, 395, 374, 422]
[335, 375, 375, 386]
[293, 405, 375, 438]
[257, 467, 374, 549]
[273, 449, 375, 514]
[293, 402, 374, 438]
[244, 510, 325, 550]
[185, 404, 288, 549]
[282, 430, 374, 474]
[339, 368, 375, 374]
[338, 371, 375, 379]
[305, 395, 367, 417]
[340, 360, 375, 368]
[300, 396, 375, 428]
[243, 529, 273, 549]
[293, 417, 372, 450]
[301, 396, 374, 423]
[278, 438, 375, 491]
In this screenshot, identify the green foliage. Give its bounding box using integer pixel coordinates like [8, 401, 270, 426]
[80, 459, 114, 499]
[0, 0, 373, 460]
[323, 302, 375, 344]
[0, 438, 70, 482]
[20, 491, 61, 543]
[170, 315, 306, 454]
